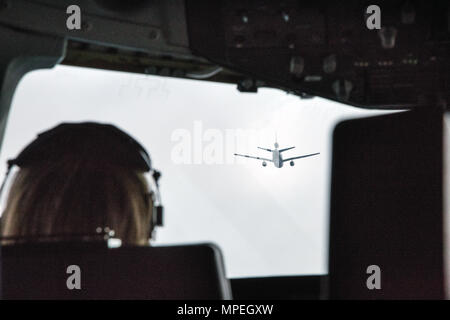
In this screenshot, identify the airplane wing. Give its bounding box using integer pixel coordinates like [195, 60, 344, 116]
[234, 153, 273, 162]
[257, 147, 272, 152]
[283, 152, 320, 162]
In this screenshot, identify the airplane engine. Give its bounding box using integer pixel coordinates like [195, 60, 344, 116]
[262, 161, 267, 167]
[290, 161, 295, 166]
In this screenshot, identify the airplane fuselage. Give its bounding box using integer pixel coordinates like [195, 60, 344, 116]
[273, 149, 283, 168]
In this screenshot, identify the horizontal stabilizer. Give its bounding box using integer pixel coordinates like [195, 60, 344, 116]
[279, 146, 295, 153]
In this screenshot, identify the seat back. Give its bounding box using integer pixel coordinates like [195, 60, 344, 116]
[1, 242, 232, 299]
[329, 110, 445, 299]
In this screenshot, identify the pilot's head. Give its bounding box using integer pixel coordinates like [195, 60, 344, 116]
[0, 122, 162, 245]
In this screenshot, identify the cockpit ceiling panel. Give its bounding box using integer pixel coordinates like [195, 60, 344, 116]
[185, 0, 450, 109]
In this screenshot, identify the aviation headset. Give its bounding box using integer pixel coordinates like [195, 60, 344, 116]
[0, 122, 163, 242]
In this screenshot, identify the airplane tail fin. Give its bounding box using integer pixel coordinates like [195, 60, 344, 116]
[258, 147, 273, 152]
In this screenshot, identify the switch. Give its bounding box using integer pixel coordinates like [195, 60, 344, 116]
[378, 27, 398, 49]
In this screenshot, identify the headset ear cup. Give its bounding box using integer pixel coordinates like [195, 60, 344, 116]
[145, 193, 154, 238]
[155, 205, 163, 226]
[148, 171, 163, 233]
[149, 205, 163, 240]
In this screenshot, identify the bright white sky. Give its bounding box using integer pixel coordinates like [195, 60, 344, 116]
[0, 65, 386, 278]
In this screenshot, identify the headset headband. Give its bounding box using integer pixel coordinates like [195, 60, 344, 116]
[7, 122, 151, 172]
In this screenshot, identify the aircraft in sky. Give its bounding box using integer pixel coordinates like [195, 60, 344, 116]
[234, 142, 320, 168]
